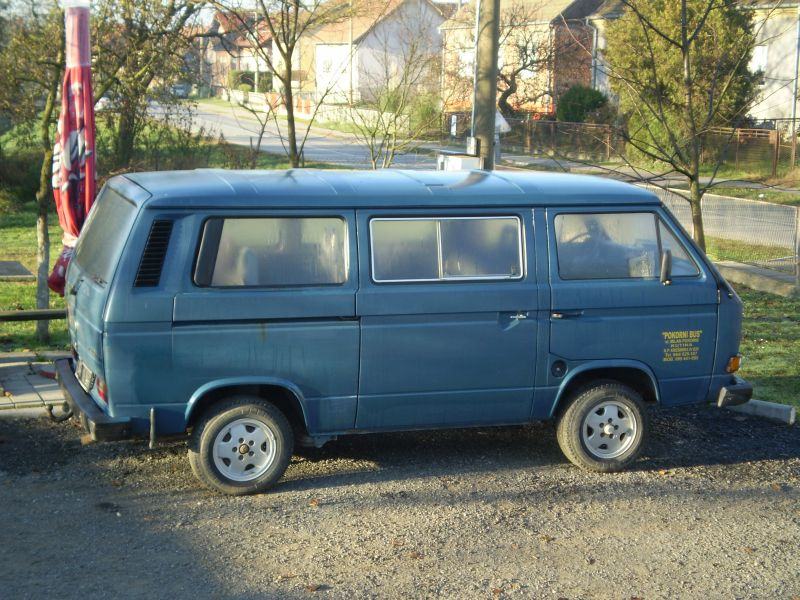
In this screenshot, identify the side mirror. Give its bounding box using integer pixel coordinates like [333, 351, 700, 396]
[660, 249, 672, 286]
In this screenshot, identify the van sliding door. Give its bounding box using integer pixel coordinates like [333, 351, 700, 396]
[354, 209, 540, 430]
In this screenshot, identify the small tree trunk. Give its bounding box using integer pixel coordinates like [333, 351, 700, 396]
[34, 180, 51, 343]
[282, 65, 300, 168]
[33, 34, 64, 342]
[689, 178, 706, 252]
[116, 109, 137, 167]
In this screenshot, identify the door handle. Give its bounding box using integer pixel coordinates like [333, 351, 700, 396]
[511, 312, 528, 320]
[551, 310, 583, 319]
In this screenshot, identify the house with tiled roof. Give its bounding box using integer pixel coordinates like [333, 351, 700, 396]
[440, 0, 603, 115]
[200, 11, 273, 93]
[297, 0, 447, 102]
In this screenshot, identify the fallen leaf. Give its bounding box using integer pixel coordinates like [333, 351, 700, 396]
[305, 584, 320, 592]
[391, 539, 404, 548]
[770, 483, 782, 492]
[657, 469, 670, 476]
[275, 573, 297, 582]
[308, 498, 320, 508]
[407, 551, 422, 559]
[80, 434, 94, 446]
[742, 546, 755, 554]
[110, 480, 123, 488]
[540, 534, 555, 543]
[491, 588, 503, 597]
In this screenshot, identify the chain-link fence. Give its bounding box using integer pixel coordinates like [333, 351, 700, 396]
[647, 186, 800, 280]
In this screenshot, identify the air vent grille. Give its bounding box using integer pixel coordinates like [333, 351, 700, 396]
[134, 220, 173, 287]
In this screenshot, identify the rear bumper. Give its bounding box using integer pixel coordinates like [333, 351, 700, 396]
[716, 376, 753, 408]
[54, 358, 131, 441]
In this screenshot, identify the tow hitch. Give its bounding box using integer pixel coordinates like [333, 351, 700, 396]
[45, 401, 73, 423]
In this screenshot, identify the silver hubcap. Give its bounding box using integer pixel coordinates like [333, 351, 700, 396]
[212, 418, 277, 482]
[581, 400, 637, 459]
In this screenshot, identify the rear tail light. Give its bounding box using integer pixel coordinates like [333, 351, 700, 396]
[726, 354, 742, 373]
[96, 376, 107, 403]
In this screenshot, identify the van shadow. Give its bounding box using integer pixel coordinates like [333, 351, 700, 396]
[279, 404, 800, 493]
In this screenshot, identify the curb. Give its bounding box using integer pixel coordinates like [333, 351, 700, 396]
[728, 399, 796, 425]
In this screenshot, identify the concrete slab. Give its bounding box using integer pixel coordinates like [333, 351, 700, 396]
[0, 353, 68, 413]
[0, 260, 34, 282]
[716, 261, 799, 298]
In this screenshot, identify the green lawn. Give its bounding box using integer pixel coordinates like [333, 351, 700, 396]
[738, 288, 800, 408]
[0, 208, 70, 351]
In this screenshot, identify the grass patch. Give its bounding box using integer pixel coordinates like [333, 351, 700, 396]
[705, 236, 792, 265]
[737, 286, 800, 408]
[704, 186, 800, 206]
[0, 207, 70, 352]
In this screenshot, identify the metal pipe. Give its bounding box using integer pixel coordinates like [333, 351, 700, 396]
[0, 309, 67, 322]
[791, 6, 800, 165]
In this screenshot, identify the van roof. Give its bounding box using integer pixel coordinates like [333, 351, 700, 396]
[118, 169, 659, 209]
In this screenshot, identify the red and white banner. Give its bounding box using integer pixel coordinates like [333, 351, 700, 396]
[48, 0, 96, 296]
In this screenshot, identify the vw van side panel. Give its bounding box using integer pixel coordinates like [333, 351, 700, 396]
[169, 209, 361, 435]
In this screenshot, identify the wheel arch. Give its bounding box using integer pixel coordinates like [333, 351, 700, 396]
[185, 377, 310, 436]
[551, 360, 660, 418]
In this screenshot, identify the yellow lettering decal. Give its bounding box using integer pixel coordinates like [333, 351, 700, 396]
[661, 330, 702, 362]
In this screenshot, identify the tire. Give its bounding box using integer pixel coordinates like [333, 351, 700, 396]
[188, 396, 294, 495]
[556, 381, 647, 472]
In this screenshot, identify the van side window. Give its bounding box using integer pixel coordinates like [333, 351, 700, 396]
[554, 213, 698, 280]
[195, 217, 347, 287]
[370, 216, 522, 282]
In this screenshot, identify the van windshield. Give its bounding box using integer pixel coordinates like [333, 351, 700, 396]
[73, 187, 138, 284]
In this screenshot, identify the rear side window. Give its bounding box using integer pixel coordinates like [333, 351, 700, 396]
[195, 217, 347, 287]
[370, 216, 522, 282]
[554, 212, 699, 280]
[73, 187, 138, 284]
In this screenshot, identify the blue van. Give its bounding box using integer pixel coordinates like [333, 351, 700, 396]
[55, 169, 752, 495]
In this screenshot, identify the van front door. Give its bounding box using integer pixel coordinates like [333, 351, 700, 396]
[354, 210, 540, 429]
[547, 208, 718, 406]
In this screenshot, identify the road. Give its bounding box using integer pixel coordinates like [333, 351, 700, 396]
[186, 102, 437, 169]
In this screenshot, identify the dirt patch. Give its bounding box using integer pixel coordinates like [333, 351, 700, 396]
[0, 407, 798, 599]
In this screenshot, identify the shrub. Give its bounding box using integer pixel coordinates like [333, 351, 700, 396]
[556, 85, 608, 123]
[237, 83, 253, 93]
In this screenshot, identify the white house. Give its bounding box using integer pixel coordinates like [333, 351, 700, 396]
[300, 0, 447, 103]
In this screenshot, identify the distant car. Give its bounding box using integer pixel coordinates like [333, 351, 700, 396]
[55, 169, 752, 495]
[171, 83, 191, 98]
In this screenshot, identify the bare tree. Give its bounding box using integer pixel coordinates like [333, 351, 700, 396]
[0, 0, 64, 341]
[347, 0, 443, 168]
[212, 0, 357, 167]
[91, 0, 203, 167]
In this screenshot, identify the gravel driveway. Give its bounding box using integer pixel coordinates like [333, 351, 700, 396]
[0, 406, 798, 599]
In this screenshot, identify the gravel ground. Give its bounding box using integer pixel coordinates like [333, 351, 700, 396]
[0, 406, 798, 600]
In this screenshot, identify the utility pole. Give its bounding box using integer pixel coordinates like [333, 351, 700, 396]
[470, 0, 501, 170]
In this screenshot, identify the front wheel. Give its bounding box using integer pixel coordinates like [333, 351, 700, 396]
[188, 396, 293, 495]
[556, 382, 647, 472]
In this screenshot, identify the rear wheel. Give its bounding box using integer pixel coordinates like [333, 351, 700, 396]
[188, 396, 293, 495]
[556, 381, 647, 472]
